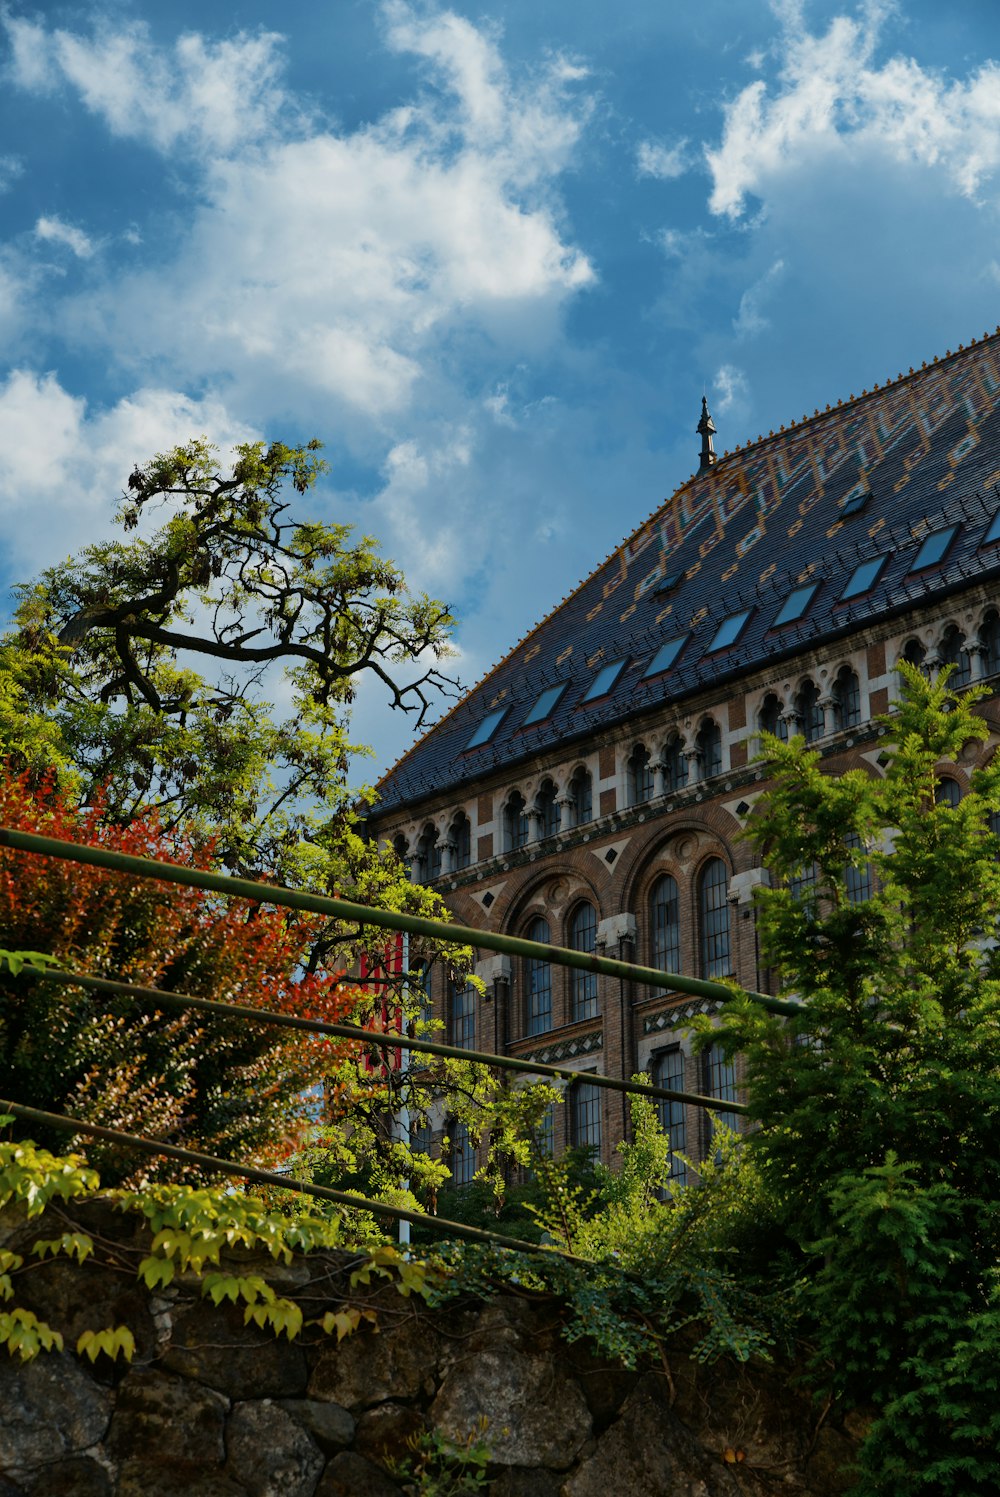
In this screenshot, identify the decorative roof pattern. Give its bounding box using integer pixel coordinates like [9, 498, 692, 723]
[377, 334, 1000, 813]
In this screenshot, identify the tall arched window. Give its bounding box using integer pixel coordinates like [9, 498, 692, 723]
[503, 792, 529, 852]
[450, 812, 471, 870]
[844, 832, 872, 904]
[412, 959, 434, 1027]
[416, 824, 441, 882]
[448, 1120, 475, 1186]
[650, 874, 681, 979]
[935, 777, 962, 808]
[569, 766, 593, 826]
[696, 718, 722, 778]
[939, 624, 972, 688]
[796, 680, 824, 742]
[537, 779, 560, 839]
[704, 1041, 740, 1135]
[569, 902, 599, 1022]
[758, 693, 789, 741]
[627, 744, 654, 806]
[832, 666, 861, 730]
[524, 917, 552, 1035]
[699, 858, 732, 979]
[656, 1048, 687, 1187]
[980, 610, 1000, 677]
[392, 833, 410, 865]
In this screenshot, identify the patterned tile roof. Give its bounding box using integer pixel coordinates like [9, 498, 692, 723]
[377, 333, 1000, 814]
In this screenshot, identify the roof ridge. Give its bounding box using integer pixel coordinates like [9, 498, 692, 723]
[375, 327, 1000, 793]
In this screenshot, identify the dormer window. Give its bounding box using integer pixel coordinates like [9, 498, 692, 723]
[582, 658, 627, 702]
[642, 634, 689, 679]
[465, 708, 507, 749]
[522, 683, 567, 726]
[909, 525, 958, 573]
[840, 555, 888, 601]
[772, 583, 819, 628]
[707, 609, 752, 653]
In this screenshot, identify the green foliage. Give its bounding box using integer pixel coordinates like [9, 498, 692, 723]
[388, 1419, 493, 1496]
[2, 437, 455, 904]
[0, 1133, 434, 1364]
[708, 665, 1000, 1493]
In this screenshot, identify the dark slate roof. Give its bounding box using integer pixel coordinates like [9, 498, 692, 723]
[377, 332, 1000, 814]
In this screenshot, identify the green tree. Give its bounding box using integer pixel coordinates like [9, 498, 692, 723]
[704, 664, 1000, 1494]
[3, 438, 455, 904]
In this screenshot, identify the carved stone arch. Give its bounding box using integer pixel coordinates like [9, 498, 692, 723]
[491, 860, 600, 938]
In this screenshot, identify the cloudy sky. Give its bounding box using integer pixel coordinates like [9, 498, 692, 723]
[3, 0, 1000, 779]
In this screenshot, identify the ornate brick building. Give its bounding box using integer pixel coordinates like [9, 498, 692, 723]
[371, 333, 1000, 1175]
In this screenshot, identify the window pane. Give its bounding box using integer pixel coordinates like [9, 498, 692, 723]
[840, 555, 888, 600]
[465, 708, 507, 749]
[525, 917, 552, 1035]
[935, 778, 961, 808]
[844, 832, 872, 904]
[448, 982, 476, 1049]
[523, 684, 567, 726]
[982, 510, 1000, 547]
[450, 1121, 475, 1185]
[582, 659, 627, 702]
[571, 769, 593, 824]
[643, 635, 688, 678]
[704, 1042, 740, 1135]
[910, 525, 958, 572]
[772, 583, 819, 628]
[571, 1079, 602, 1157]
[699, 859, 732, 978]
[657, 1048, 687, 1186]
[570, 904, 599, 1021]
[707, 609, 752, 652]
[651, 875, 680, 980]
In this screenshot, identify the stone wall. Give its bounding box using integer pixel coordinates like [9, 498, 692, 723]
[0, 1199, 861, 1497]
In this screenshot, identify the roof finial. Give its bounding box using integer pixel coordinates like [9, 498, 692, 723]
[697, 395, 717, 474]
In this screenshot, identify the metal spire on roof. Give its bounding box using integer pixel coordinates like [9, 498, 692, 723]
[697, 395, 717, 473]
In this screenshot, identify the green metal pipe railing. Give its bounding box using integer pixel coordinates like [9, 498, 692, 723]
[6, 960, 746, 1115]
[0, 1100, 594, 1263]
[0, 827, 802, 1017]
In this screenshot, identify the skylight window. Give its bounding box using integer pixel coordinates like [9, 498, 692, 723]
[582, 659, 627, 702]
[909, 525, 958, 573]
[841, 489, 872, 517]
[707, 609, 752, 652]
[464, 708, 507, 749]
[655, 570, 684, 596]
[982, 510, 1000, 547]
[642, 634, 689, 678]
[522, 684, 566, 726]
[840, 554, 888, 601]
[772, 583, 819, 628]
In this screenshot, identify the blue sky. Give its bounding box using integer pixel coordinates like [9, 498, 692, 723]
[2, 0, 1000, 780]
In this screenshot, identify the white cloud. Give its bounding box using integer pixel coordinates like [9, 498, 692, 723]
[707, 1, 1000, 218]
[373, 426, 475, 586]
[45, 5, 593, 422]
[636, 138, 690, 180]
[733, 257, 785, 337]
[0, 154, 21, 192]
[713, 363, 750, 415]
[35, 215, 95, 259]
[0, 370, 255, 577]
[3, 15, 291, 157]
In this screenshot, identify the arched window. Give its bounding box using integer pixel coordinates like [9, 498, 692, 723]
[662, 735, 688, 793]
[392, 833, 410, 864]
[524, 917, 552, 1036]
[903, 638, 927, 672]
[832, 666, 861, 731]
[627, 744, 654, 806]
[758, 693, 789, 742]
[503, 792, 529, 852]
[416, 824, 441, 882]
[569, 766, 593, 826]
[935, 777, 962, 808]
[939, 624, 971, 688]
[699, 858, 732, 979]
[448, 980, 475, 1049]
[656, 1048, 687, 1187]
[569, 902, 599, 1022]
[696, 718, 722, 778]
[570, 1077, 602, 1157]
[450, 812, 471, 871]
[980, 610, 1000, 677]
[537, 779, 560, 839]
[650, 874, 681, 979]
[795, 680, 824, 742]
